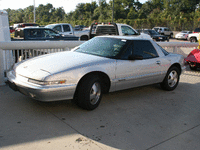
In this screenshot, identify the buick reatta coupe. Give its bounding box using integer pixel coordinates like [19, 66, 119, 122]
[7, 36, 186, 110]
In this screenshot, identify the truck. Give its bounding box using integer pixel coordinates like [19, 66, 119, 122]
[152, 27, 173, 38]
[187, 28, 200, 42]
[45, 23, 89, 41]
[89, 22, 152, 40]
[14, 23, 39, 37]
[12, 27, 79, 41]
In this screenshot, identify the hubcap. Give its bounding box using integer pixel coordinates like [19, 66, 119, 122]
[90, 82, 101, 105]
[168, 70, 178, 87]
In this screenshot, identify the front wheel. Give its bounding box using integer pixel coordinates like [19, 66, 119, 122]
[160, 67, 180, 91]
[76, 75, 102, 110]
[189, 65, 197, 70]
[190, 37, 197, 43]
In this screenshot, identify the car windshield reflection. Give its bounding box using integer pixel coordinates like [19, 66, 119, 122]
[149, 30, 160, 35]
[74, 37, 127, 58]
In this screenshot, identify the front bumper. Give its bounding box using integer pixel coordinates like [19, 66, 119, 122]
[7, 71, 76, 102]
[175, 35, 187, 39]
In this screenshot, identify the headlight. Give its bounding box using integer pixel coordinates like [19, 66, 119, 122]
[28, 78, 66, 85]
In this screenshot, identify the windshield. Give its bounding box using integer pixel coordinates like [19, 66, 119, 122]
[181, 31, 188, 33]
[45, 25, 55, 29]
[149, 30, 160, 35]
[74, 37, 127, 58]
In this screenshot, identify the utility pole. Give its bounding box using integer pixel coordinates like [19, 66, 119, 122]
[33, 0, 36, 23]
[112, 0, 114, 23]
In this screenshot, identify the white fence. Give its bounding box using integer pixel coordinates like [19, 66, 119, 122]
[0, 41, 84, 85]
[0, 41, 199, 85]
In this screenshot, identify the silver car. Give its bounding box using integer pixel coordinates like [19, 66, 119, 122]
[7, 36, 186, 110]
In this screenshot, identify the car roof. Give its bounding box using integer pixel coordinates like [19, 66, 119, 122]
[96, 35, 151, 41]
[46, 23, 70, 26]
[23, 27, 54, 30]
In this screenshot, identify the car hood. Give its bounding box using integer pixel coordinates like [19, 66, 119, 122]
[15, 51, 109, 80]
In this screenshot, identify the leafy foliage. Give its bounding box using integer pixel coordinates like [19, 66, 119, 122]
[5, 0, 200, 31]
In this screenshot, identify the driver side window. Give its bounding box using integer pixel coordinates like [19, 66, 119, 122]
[44, 29, 57, 38]
[133, 40, 158, 59]
[53, 25, 62, 33]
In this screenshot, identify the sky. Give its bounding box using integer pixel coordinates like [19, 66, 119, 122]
[0, 0, 148, 13]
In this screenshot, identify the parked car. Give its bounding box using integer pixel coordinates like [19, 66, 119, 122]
[10, 26, 15, 33]
[193, 28, 200, 33]
[45, 23, 89, 40]
[7, 36, 186, 110]
[187, 28, 200, 42]
[185, 49, 200, 70]
[175, 31, 192, 40]
[152, 27, 173, 38]
[12, 27, 79, 41]
[140, 29, 169, 42]
[89, 22, 152, 40]
[74, 25, 86, 31]
[10, 26, 15, 38]
[15, 23, 39, 37]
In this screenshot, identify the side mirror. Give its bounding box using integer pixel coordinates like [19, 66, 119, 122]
[128, 54, 143, 60]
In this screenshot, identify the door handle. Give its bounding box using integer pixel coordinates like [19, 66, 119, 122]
[156, 61, 161, 65]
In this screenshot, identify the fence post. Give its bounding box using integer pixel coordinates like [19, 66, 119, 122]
[0, 10, 11, 86]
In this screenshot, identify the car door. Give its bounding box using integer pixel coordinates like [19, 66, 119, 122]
[26, 29, 45, 41]
[164, 28, 170, 36]
[62, 24, 73, 36]
[115, 40, 166, 91]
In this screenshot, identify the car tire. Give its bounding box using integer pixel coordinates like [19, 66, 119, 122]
[170, 33, 173, 38]
[190, 37, 197, 43]
[160, 66, 180, 91]
[189, 65, 197, 70]
[80, 35, 88, 41]
[76, 75, 102, 110]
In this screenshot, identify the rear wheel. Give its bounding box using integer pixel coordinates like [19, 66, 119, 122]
[190, 37, 197, 43]
[189, 65, 197, 70]
[160, 66, 180, 91]
[76, 75, 102, 110]
[170, 33, 173, 38]
[80, 35, 88, 41]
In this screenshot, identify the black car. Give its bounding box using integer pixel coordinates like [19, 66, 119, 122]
[141, 29, 169, 42]
[12, 28, 79, 41]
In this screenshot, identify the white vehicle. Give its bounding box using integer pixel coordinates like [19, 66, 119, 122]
[187, 28, 200, 42]
[89, 23, 152, 40]
[7, 36, 186, 110]
[152, 27, 173, 38]
[45, 23, 89, 41]
[175, 31, 192, 40]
